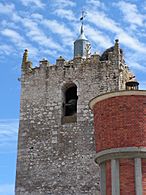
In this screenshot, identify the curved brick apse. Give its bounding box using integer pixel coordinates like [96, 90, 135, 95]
[90, 90, 146, 195]
[91, 91, 146, 152]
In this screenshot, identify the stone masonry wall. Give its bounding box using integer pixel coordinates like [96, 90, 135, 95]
[15, 50, 130, 195]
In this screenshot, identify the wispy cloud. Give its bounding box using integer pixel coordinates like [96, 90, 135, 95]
[87, 10, 146, 54]
[86, 0, 105, 10]
[86, 25, 112, 49]
[42, 19, 74, 46]
[0, 44, 14, 55]
[0, 2, 15, 15]
[0, 184, 14, 195]
[23, 18, 62, 51]
[20, 0, 45, 8]
[1, 29, 26, 47]
[115, 1, 145, 26]
[42, 19, 74, 37]
[0, 119, 18, 147]
[50, 0, 76, 9]
[128, 61, 146, 72]
[1, 28, 39, 57]
[118, 31, 146, 53]
[54, 9, 76, 21]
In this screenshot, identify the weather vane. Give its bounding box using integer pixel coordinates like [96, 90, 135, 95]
[80, 10, 87, 25]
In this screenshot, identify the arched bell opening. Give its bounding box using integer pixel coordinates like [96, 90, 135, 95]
[62, 83, 78, 124]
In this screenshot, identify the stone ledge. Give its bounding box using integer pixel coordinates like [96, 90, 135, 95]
[95, 147, 146, 164]
[89, 90, 146, 110]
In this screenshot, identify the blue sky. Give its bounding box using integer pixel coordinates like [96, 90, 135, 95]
[0, 0, 146, 194]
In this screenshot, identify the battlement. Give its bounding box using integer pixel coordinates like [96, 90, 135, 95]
[21, 40, 129, 85]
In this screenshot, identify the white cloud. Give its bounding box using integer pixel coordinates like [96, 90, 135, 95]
[0, 184, 14, 195]
[0, 119, 18, 149]
[128, 61, 146, 72]
[118, 30, 146, 53]
[42, 19, 74, 46]
[51, 0, 76, 8]
[116, 1, 145, 26]
[20, 0, 45, 8]
[54, 9, 76, 21]
[0, 5, 64, 57]
[0, 2, 15, 15]
[31, 13, 43, 21]
[1, 29, 24, 46]
[1, 28, 39, 57]
[0, 44, 14, 55]
[42, 19, 73, 37]
[86, 25, 112, 49]
[23, 18, 62, 51]
[87, 11, 120, 33]
[0, 2, 22, 24]
[123, 50, 146, 80]
[87, 10, 146, 53]
[86, 0, 105, 10]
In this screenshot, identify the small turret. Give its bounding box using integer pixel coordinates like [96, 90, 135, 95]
[74, 12, 90, 58]
[126, 72, 139, 90]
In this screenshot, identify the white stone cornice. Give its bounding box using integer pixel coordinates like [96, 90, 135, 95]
[95, 147, 146, 164]
[89, 90, 146, 110]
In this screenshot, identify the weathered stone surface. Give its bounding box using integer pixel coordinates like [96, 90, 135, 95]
[15, 43, 131, 194]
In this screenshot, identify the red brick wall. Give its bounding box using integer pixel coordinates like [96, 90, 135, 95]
[106, 160, 111, 195]
[93, 95, 146, 152]
[142, 159, 146, 194]
[119, 159, 135, 195]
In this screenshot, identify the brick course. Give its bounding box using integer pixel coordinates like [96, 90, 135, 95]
[106, 160, 112, 195]
[93, 95, 146, 152]
[142, 159, 146, 194]
[120, 159, 135, 195]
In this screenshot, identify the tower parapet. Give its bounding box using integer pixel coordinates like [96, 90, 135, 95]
[20, 39, 132, 93]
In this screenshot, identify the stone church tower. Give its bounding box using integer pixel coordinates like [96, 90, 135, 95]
[15, 22, 132, 194]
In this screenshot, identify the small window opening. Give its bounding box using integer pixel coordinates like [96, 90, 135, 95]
[62, 83, 78, 124]
[65, 85, 77, 116]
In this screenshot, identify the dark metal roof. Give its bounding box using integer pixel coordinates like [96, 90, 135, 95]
[100, 46, 123, 61]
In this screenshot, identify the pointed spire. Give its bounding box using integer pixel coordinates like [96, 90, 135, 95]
[74, 11, 89, 58]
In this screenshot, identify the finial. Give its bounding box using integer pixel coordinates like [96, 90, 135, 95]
[114, 39, 120, 55]
[115, 39, 119, 47]
[22, 49, 28, 65]
[21, 49, 31, 72]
